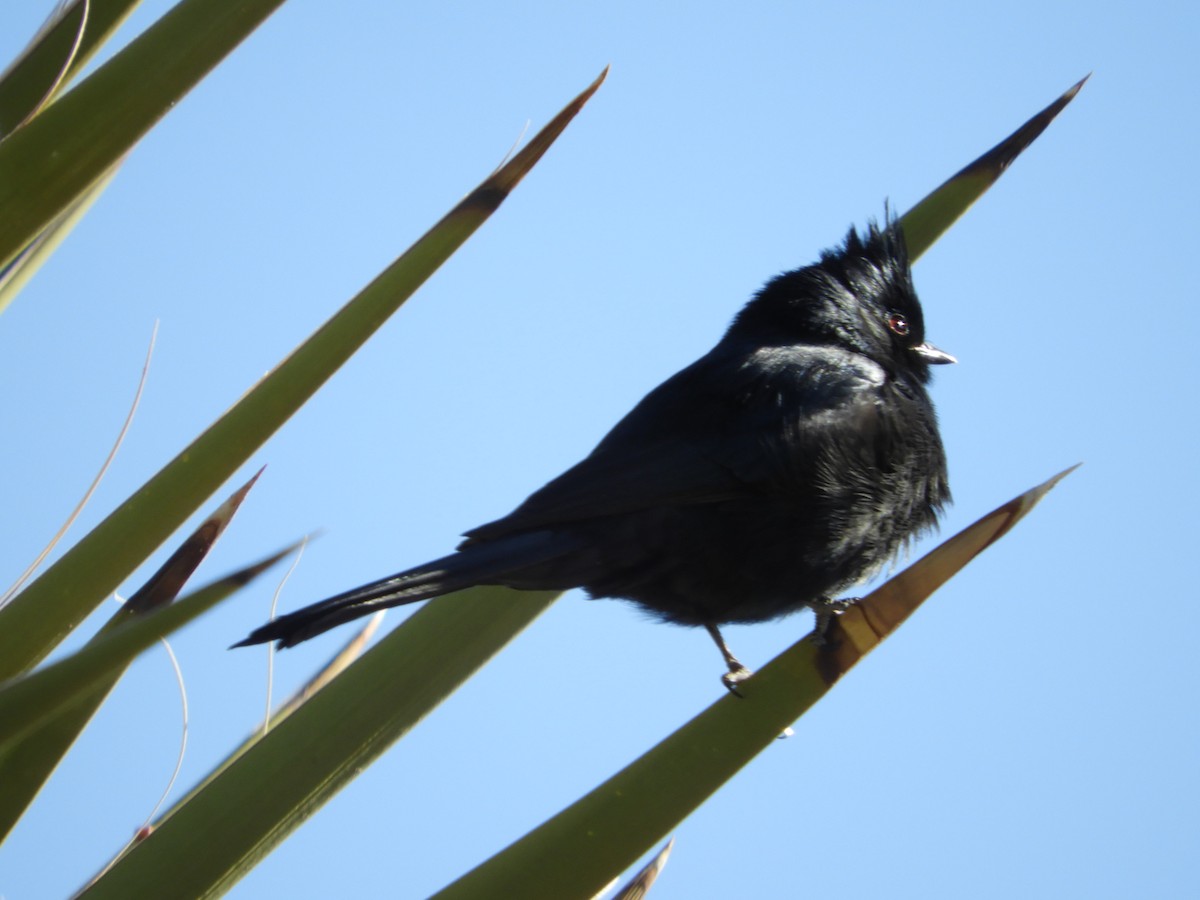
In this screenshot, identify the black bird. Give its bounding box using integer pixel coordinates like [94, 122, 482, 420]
[236, 216, 953, 687]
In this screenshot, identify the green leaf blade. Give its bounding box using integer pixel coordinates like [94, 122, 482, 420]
[0, 472, 261, 842]
[0, 544, 296, 753]
[81, 587, 559, 898]
[0, 2, 147, 137]
[431, 469, 1075, 900]
[0, 68, 606, 680]
[901, 75, 1088, 262]
[0, 0, 287, 270]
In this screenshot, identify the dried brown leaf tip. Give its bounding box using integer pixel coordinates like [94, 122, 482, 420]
[121, 468, 265, 616]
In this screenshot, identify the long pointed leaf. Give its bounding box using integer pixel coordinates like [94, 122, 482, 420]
[432, 468, 1075, 900]
[901, 76, 1088, 261]
[0, 2, 145, 135]
[0, 0, 288, 270]
[0, 68, 607, 680]
[0, 543, 297, 753]
[0, 472, 262, 843]
[0, 0, 88, 135]
[0, 161, 121, 314]
[80, 587, 560, 898]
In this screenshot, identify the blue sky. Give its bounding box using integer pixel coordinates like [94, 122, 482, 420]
[1, 2, 1197, 898]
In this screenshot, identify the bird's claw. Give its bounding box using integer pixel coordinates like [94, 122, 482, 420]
[809, 596, 856, 646]
[721, 664, 753, 697]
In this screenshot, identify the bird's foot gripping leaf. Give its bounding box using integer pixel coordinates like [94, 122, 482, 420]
[721, 664, 754, 696]
[705, 623, 753, 696]
[809, 595, 856, 645]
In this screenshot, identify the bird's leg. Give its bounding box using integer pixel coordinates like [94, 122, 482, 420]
[705, 623, 752, 695]
[809, 595, 856, 644]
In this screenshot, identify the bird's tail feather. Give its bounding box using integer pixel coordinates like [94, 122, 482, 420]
[232, 531, 578, 649]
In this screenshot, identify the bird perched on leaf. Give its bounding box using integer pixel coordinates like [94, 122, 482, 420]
[236, 215, 953, 689]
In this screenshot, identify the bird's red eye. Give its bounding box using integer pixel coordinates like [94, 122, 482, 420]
[888, 313, 910, 336]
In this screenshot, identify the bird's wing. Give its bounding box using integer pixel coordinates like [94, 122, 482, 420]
[463, 342, 885, 544]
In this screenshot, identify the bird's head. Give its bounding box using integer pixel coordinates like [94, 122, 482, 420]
[731, 217, 955, 382]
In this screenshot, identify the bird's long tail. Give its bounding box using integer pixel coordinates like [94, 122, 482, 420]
[233, 531, 578, 649]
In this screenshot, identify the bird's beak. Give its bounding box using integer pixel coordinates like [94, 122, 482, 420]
[913, 342, 957, 365]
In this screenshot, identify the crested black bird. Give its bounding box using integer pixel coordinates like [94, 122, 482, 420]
[235, 215, 953, 688]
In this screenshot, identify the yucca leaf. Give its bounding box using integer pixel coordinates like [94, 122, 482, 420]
[0, 0, 88, 135]
[0, 0, 290, 271]
[0, 471, 261, 843]
[0, 161, 120, 314]
[0, 67, 606, 681]
[0, 1, 145, 136]
[79, 587, 560, 898]
[901, 75, 1088, 261]
[0, 542, 298, 753]
[430, 468, 1075, 900]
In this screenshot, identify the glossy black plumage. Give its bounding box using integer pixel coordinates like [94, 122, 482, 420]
[236, 217, 952, 674]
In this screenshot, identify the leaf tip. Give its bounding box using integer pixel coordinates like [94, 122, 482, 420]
[1064, 73, 1091, 100]
[1036, 461, 1082, 497]
[226, 465, 267, 510]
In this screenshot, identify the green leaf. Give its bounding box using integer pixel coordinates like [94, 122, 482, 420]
[0, 0, 288, 271]
[0, 0, 88, 135]
[430, 468, 1076, 900]
[0, 2, 151, 312]
[0, 67, 607, 681]
[0, 1, 145, 135]
[0, 161, 120, 314]
[901, 75, 1088, 262]
[0, 543, 297, 753]
[0, 472, 261, 843]
[79, 587, 559, 898]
